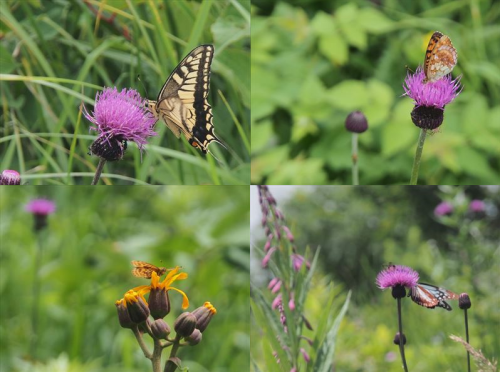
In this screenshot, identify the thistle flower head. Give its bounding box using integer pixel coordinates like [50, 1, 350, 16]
[25, 199, 56, 216]
[403, 66, 462, 130]
[1, 170, 21, 185]
[469, 200, 485, 213]
[376, 264, 419, 289]
[434, 201, 453, 216]
[84, 87, 157, 160]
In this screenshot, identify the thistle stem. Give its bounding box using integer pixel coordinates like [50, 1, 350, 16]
[351, 133, 359, 185]
[397, 298, 409, 372]
[91, 158, 106, 185]
[410, 129, 427, 185]
[30, 234, 44, 359]
[464, 309, 471, 372]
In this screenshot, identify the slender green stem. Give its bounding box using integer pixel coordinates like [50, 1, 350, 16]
[397, 298, 409, 372]
[410, 129, 427, 185]
[152, 338, 163, 372]
[351, 133, 359, 185]
[91, 158, 106, 185]
[30, 234, 44, 358]
[464, 309, 471, 372]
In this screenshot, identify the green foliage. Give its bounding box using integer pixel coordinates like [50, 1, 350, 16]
[251, 1, 500, 185]
[0, 186, 250, 371]
[256, 185, 499, 371]
[251, 188, 350, 371]
[0, 0, 250, 184]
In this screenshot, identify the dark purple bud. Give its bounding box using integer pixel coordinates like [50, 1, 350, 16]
[345, 111, 368, 133]
[1, 170, 21, 185]
[393, 332, 406, 345]
[174, 312, 197, 337]
[150, 319, 171, 339]
[459, 293, 471, 309]
[185, 328, 202, 345]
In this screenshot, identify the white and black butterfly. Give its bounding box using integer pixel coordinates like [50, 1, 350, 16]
[408, 283, 459, 311]
[147, 44, 224, 154]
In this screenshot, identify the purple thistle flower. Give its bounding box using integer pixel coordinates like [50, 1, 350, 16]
[84, 87, 157, 160]
[25, 199, 56, 216]
[1, 170, 21, 185]
[469, 199, 485, 213]
[434, 201, 454, 216]
[376, 265, 419, 289]
[262, 247, 277, 268]
[403, 66, 462, 130]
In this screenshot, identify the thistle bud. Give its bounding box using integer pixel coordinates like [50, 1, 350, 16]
[89, 137, 127, 161]
[345, 111, 368, 133]
[174, 312, 197, 337]
[393, 332, 406, 345]
[459, 293, 471, 310]
[1, 170, 21, 185]
[150, 319, 171, 339]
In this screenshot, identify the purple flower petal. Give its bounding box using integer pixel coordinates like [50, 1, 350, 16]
[376, 265, 419, 289]
[25, 199, 56, 216]
[403, 66, 462, 109]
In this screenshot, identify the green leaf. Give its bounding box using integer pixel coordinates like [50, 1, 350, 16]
[310, 12, 336, 36]
[267, 158, 328, 185]
[357, 8, 394, 34]
[326, 80, 368, 110]
[318, 34, 348, 66]
[313, 291, 351, 372]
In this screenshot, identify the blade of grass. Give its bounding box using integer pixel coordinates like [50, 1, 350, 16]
[184, 0, 214, 55]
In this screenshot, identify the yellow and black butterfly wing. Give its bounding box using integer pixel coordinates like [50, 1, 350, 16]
[152, 44, 223, 154]
[131, 260, 159, 279]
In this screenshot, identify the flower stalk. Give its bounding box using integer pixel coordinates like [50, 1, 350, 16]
[410, 129, 427, 185]
[91, 157, 107, 185]
[351, 133, 359, 185]
[397, 298, 409, 372]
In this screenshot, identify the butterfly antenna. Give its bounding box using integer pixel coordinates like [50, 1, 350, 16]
[137, 75, 150, 98]
[405, 65, 415, 74]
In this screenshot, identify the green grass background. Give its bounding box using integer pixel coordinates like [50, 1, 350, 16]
[1, 0, 250, 185]
[251, 0, 500, 185]
[0, 185, 250, 372]
[251, 185, 499, 371]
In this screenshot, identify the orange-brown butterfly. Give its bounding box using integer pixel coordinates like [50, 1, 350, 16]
[423, 31, 457, 83]
[408, 283, 459, 311]
[131, 260, 172, 279]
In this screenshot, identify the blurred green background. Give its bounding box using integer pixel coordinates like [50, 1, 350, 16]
[251, 185, 500, 371]
[1, 0, 250, 185]
[251, 0, 500, 185]
[0, 186, 250, 372]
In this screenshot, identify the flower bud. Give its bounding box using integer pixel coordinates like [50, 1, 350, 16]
[124, 291, 150, 323]
[150, 319, 171, 339]
[192, 302, 217, 333]
[459, 293, 471, 310]
[411, 105, 443, 130]
[185, 328, 202, 346]
[393, 332, 406, 345]
[174, 312, 197, 337]
[345, 111, 368, 133]
[149, 287, 170, 319]
[115, 299, 134, 329]
[391, 285, 406, 299]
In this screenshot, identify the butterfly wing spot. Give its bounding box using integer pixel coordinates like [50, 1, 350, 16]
[423, 31, 457, 83]
[410, 283, 458, 311]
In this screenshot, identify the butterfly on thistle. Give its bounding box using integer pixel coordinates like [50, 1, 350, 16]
[423, 31, 457, 83]
[408, 282, 459, 311]
[131, 260, 173, 279]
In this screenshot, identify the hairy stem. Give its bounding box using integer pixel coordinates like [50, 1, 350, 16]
[410, 129, 427, 185]
[132, 326, 152, 360]
[397, 298, 409, 372]
[351, 133, 359, 185]
[152, 338, 163, 372]
[91, 157, 106, 185]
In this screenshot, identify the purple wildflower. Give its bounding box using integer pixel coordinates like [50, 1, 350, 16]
[300, 348, 310, 363]
[469, 200, 485, 213]
[1, 170, 21, 185]
[376, 265, 419, 289]
[288, 292, 295, 311]
[291, 254, 310, 272]
[262, 247, 277, 268]
[403, 66, 462, 130]
[282, 226, 294, 242]
[272, 294, 282, 310]
[84, 87, 157, 160]
[434, 201, 454, 216]
[25, 199, 56, 216]
[269, 279, 281, 294]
